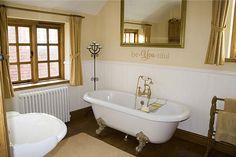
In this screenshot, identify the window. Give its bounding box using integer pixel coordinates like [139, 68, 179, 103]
[8, 26, 32, 82]
[229, 6, 236, 60]
[227, 0, 236, 62]
[123, 29, 138, 44]
[8, 19, 64, 84]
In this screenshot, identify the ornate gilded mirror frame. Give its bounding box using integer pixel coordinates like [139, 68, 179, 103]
[120, 0, 187, 48]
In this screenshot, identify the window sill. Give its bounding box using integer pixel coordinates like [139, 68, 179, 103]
[13, 79, 69, 91]
[225, 58, 236, 62]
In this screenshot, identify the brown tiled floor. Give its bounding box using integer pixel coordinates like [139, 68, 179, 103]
[65, 109, 234, 157]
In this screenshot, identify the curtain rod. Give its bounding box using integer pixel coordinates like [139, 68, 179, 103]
[0, 5, 85, 19]
[124, 21, 152, 26]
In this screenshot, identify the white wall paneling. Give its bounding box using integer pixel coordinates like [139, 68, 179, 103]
[96, 60, 236, 136]
[5, 59, 236, 136]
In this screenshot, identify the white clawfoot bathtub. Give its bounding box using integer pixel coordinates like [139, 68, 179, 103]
[83, 90, 190, 152]
[6, 112, 67, 157]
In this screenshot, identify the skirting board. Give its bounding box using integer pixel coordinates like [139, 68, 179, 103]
[71, 107, 236, 156]
[174, 129, 236, 156]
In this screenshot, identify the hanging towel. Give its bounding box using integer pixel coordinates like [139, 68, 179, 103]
[224, 98, 236, 113]
[215, 111, 236, 146]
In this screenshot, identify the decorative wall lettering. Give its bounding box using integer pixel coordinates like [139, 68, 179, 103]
[131, 49, 170, 61]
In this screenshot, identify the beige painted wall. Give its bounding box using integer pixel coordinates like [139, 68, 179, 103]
[6, 0, 235, 72]
[150, 6, 181, 43]
[150, 22, 168, 43]
[5, 5, 97, 111]
[96, 0, 236, 72]
[6, 6, 95, 64]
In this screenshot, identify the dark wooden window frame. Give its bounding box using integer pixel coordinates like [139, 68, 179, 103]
[8, 24, 33, 83]
[227, 4, 236, 62]
[8, 18, 65, 84]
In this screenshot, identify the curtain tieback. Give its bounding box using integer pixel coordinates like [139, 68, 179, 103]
[70, 53, 80, 60]
[2, 54, 9, 60]
[211, 23, 226, 32]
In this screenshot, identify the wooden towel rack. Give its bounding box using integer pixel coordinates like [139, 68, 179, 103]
[204, 96, 236, 157]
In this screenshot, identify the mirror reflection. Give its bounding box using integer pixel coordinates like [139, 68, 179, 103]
[121, 0, 186, 47]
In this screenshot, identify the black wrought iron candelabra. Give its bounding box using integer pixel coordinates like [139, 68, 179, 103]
[87, 41, 102, 90]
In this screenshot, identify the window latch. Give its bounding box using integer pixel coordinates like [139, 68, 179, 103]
[30, 51, 33, 58]
[0, 54, 4, 61]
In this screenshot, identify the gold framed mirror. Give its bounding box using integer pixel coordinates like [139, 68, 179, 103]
[120, 0, 187, 48]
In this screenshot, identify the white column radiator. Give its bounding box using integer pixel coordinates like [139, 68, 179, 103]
[18, 86, 70, 122]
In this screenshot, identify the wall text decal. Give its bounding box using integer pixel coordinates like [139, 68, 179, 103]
[131, 49, 170, 61]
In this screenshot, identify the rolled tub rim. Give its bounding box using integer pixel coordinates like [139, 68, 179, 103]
[7, 112, 67, 146]
[83, 90, 191, 122]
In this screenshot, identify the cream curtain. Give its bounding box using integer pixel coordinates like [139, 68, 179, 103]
[0, 6, 14, 98]
[205, 0, 229, 65]
[69, 16, 83, 86]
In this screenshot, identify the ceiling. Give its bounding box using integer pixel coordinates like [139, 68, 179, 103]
[2, 0, 109, 15]
[124, 0, 181, 23]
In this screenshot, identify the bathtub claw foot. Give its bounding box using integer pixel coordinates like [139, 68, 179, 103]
[135, 131, 149, 153]
[96, 118, 106, 135]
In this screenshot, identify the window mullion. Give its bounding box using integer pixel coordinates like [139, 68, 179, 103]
[15, 26, 21, 82]
[47, 28, 50, 78]
[59, 26, 64, 79]
[31, 24, 38, 83]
